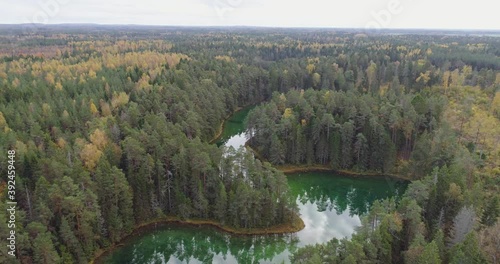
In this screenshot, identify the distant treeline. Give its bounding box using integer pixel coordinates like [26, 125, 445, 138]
[0, 27, 498, 264]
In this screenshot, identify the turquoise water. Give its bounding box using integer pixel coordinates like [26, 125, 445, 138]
[101, 172, 405, 264]
[100, 106, 407, 264]
[287, 172, 406, 247]
[215, 106, 255, 149]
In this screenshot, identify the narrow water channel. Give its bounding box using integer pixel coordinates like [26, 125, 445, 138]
[101, 106, 407, 264]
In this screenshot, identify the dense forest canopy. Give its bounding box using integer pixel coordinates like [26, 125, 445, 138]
[0, 26, 498, 263]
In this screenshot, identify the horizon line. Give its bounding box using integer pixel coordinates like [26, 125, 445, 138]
[0, 23, 499, 32]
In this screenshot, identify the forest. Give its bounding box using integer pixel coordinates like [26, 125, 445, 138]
[0, 26, 499, 263]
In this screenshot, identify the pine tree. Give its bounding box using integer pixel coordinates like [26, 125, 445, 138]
[418, 241, 441, 264]
[32, 231, 61, 264]
[59, 217, 85, 263]
[214, 182, 228, 223]
[450, 233, 487, 264]
[481, 196, 499, 226]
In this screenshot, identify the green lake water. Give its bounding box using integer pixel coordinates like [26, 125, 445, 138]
[215, 106, 254, 149]
[100, 106, 407, 264]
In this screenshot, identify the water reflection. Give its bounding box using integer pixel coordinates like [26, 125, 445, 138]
[102, 172, 406, 264]
[289, 172, 406, 247]
[216, 106, 255, 149]
[101, 223, 299, 264]
[103, 104, 407, 263]
[296, 201, 361, 246]
[222, 132, 248, 150]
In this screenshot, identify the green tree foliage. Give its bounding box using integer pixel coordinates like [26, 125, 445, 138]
[94, 160, 134, 243]
[28, 222, 61, 264]
[247, 89, 441, 173]
[450, 233, 488, 264]
[481, 196, 499, 226]
[0, 27, 498, 264]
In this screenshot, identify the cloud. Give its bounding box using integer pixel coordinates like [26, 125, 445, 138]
[297, 200, 361, 246]
[0, 0, 498, 29]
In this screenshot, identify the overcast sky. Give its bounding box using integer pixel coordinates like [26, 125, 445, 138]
[1, 0, 498, 30]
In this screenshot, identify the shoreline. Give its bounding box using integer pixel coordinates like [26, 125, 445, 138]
[209, 108, 241, 144]
[245, 142, 411, 181]
[91, 213, 304, 263]
[279, 164, 410, 181]
[209, 104, 256, 144]
[94, 103, 407, 263]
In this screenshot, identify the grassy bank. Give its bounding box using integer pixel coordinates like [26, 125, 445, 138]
[278, 164, 410, 181]
[209, 106, 243, 144]
[91, 213, 304, 263]
[246, 143, 410, 181]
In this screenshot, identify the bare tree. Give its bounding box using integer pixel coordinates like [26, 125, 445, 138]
[449, 206, 476, 247]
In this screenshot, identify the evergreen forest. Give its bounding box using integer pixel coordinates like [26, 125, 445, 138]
[0, 26, 498, 263]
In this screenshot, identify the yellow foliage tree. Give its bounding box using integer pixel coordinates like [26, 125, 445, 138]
[416, 71, 431, 85]
[135, 74, 152, 91]
[0, 66, 7, 79]
[15, 141, 27, 156]
[90, 101, 99, 116]
[45, 73, 55, 85]
[0, 111, 9, 131]
[56, 138, 67, 149]
[366, 62, 378, 89]
[283, 108, 294, 119]
[446, 183, 463, 201]
[215, 55, 233, 62]
[100, 100, 112, 117]
[306, 64, 315, 75]
[323, 91, 331, 102]
[450, 69, 461, 86]
[90, 129, 108, 150]
[442, 71, 450, 88]
[88, 69, 97, 79]
[62, 110, 69, 119]
[462, 65, 472, 78]
[276, 93, 286, 111]
[79, 74, 86, 84]
[42, 103, 52, 117]
[11, 78, 20, 88]
[446, 86, 500, 170]
[80, 143, 103, 171]
[55, 82, 63, 91]
[492, 92, 500, 118]
[312, 73, 321, 87]
[111, 92, 129, 109]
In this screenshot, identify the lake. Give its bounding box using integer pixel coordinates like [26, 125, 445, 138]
[100, 106, 407, 264]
